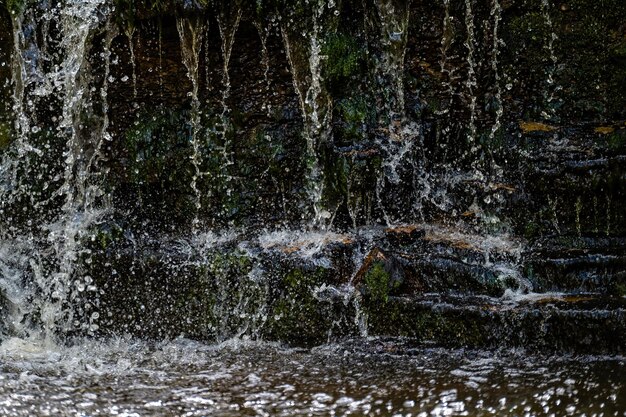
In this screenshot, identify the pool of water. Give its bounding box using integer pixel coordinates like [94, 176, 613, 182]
[0, 337, 624, 416]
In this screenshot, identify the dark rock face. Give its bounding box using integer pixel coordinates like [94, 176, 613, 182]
[0, 8, 12, 149]
[0, 0, 625, 350]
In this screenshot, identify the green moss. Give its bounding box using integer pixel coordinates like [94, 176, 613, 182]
[335, 97, 371, 143]
[125, 109, 190, 182]
[478, 128, 505, 152]
[0, 120, 12, 150]
[603, 131, 626, 151]
[524, 219, 541, 239]
[88, 222, 125, 250]
[207, 250, 252, 278]
[121, 106, 196, 222]
[506, 12, 550, 51]
[614, 282, 626, 297]
[364, 261, 393, 304]
[364, 299, 490, 347]
[112, 0, 212, 30]
[566, 0, 626, 24]
[2, 0, 25, 14]
[267, 268, 335, 346]
[612, 41, 626, 62]
[322, 34, 363, 89]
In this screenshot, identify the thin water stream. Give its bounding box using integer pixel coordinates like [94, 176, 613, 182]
[177, 16, 206, 232]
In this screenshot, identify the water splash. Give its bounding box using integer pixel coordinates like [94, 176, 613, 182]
[177, 16, 206, 232]
[257, 229, 352, 267]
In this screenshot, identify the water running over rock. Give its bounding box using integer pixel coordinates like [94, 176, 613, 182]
[0, 1, 624, 397]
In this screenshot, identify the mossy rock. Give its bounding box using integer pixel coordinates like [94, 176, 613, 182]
[87, 245, 263, 340]
[0, 121, 12, 150]
[1, 0, 25, 14]
[265, 267, 356, 346]
[322, 33, 366, 95]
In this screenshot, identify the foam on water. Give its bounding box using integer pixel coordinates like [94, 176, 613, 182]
[501, 289, 569, 305]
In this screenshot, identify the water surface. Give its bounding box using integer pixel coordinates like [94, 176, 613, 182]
[0, 337, 624, 416]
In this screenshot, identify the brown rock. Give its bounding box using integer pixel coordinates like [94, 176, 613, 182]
[519, 121, 557, 133]
[384, 225, 426, 246]
[352, 247, 420, 294]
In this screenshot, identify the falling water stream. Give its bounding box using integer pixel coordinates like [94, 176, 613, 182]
[463, 0, 477, 151]
[125, 26, 138, 99]
[540, 0, 560, 122]
[177, 16, 206, 232]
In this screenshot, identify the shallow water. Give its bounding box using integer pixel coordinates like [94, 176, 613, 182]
[0, 337, 624, 416]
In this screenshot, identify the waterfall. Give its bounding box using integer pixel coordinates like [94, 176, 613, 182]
[0, 0, 620, 365]
[371, 0, 419, 226]
[1, 0, 111, 340]
[439, 0, 454, 120]
[216, 8, 242, 163]
[215, 6, 242, 224]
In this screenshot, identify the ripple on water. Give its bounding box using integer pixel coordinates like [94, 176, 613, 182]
[0, 337, 624, 416]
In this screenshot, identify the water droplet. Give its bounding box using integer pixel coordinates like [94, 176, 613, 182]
[390, 31, 403, 42]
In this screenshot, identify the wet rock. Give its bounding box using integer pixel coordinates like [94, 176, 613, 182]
[365, 294, 626, 354]
[519, 121, 557, 133]
[384, 224, 426, 246]
[353, 248, 410, 299]
[525, 236, 626, 294]
[0, 8, 13, 149]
